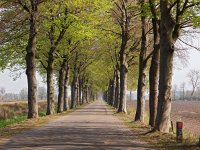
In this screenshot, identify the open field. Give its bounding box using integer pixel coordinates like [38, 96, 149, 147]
[171, 101, 200, 137]
[0, 100, 47, 120]
[130, 100, 200, 137]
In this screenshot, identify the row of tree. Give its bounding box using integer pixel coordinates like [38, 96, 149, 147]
[0, 0, 112, 117]
[103, 0, 200, 133]
[0, 0, 200, 134]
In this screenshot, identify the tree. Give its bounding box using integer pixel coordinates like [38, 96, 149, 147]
[155, 0, 200, 132]
[0, 0, 41, 118]
[187, 69, 200, 99]
[148, 0, 160, 127]
[111, 0, 140, 113]
[23, 0, 39, 118]
[135, 0, 150, 122]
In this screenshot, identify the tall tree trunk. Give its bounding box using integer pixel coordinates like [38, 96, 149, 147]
[155, 26, 173, 132]
[154, 0, 179, 132]
[57, 62, 66, 113]
[63, 64, 69, 111]
[71, 52, 78, 109]
[26, 1, 38, 118]
[81, 77, 85, 104]
[118, 60, 128, 113]
[107, 80, 111, 104]
[85, 81, 89, 103]
[70, 80, 75, 109]
[110, 74, 116, 106]
[81, 77, 86, 104]
[70, 77, 76, 109]
[76, 76, 79, 106]
[117, 0, 129, 114]
[78, 76, 82, 105]
[135, 2, 148, 122]
[114, 69, 120, 109]
[149, 17, 160, 127]
[46, 59, 55, 115]
[109, 79, 115, 106]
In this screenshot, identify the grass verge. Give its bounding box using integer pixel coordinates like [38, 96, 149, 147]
[114, 108, 200, 150]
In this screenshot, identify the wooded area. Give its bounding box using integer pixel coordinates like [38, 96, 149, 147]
[0, 0, 200, 134]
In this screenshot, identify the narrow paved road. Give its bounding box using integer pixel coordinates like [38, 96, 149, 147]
[0, 100, 153, 150]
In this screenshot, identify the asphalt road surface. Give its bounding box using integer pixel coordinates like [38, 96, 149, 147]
[0, 100, 153, 150]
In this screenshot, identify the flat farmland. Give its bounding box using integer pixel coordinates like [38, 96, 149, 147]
[171, 101, 200, 137]
[0, 100, 47, 120]
[131, 100, 200, 137]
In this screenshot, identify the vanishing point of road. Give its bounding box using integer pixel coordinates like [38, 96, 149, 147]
[0, 100, 153, 150]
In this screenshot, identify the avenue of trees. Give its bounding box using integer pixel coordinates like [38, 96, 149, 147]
[0, 0, 200, 133]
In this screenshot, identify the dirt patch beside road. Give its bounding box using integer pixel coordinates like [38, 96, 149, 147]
[131, 100, 200, 137]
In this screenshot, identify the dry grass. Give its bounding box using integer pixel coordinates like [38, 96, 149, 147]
[0, 101, 47, 120]
[113, 101, 200, 150]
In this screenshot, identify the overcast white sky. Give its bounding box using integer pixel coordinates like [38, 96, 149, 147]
[0, 70, 46, 93]
[173, 49, 200, 90]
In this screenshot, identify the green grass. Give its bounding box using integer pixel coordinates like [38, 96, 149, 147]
[0, 115, 27, 128]
[0, 111, 47, 129]
[38, 111, 46, 117]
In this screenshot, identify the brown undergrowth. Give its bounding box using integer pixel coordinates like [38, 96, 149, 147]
[0, 101, 47, 120]
[113, 103, 200, 150]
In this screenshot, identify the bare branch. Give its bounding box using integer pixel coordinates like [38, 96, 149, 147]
[178, 38, 200, 51]
[100, 28, 121, 36]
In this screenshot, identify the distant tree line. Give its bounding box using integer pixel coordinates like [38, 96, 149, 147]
[173, 69, 200, 101]
[0, 87, 47, 100]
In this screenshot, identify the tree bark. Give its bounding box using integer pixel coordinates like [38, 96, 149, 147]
[70, 76, 76, 109]
[57, 61, 66, 113]
[81, 77, 86, 104]
[135, 2, 148, 122]
[46, 57, 55, 115]
[78, 76, 82, 105]
[70, 52, 78, 109]
[114, 69, 120, 109]
[85, 81, 89, 103]
[118, 60, 128, 113]
[149, 18, 160, 127]
[63, 64, 69, 111]
[154, 0, 179, 132]
[76, 76, 80, 106]
[26, 1, 38, 118]
[109, 79, 115, 106]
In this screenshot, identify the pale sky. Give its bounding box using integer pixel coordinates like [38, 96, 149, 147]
[0, 70, 46, 93]
[173, 49, 200, 90]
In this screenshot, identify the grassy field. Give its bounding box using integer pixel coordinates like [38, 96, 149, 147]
[0, 100, 47, 120]
[0, 100, 48, 130]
